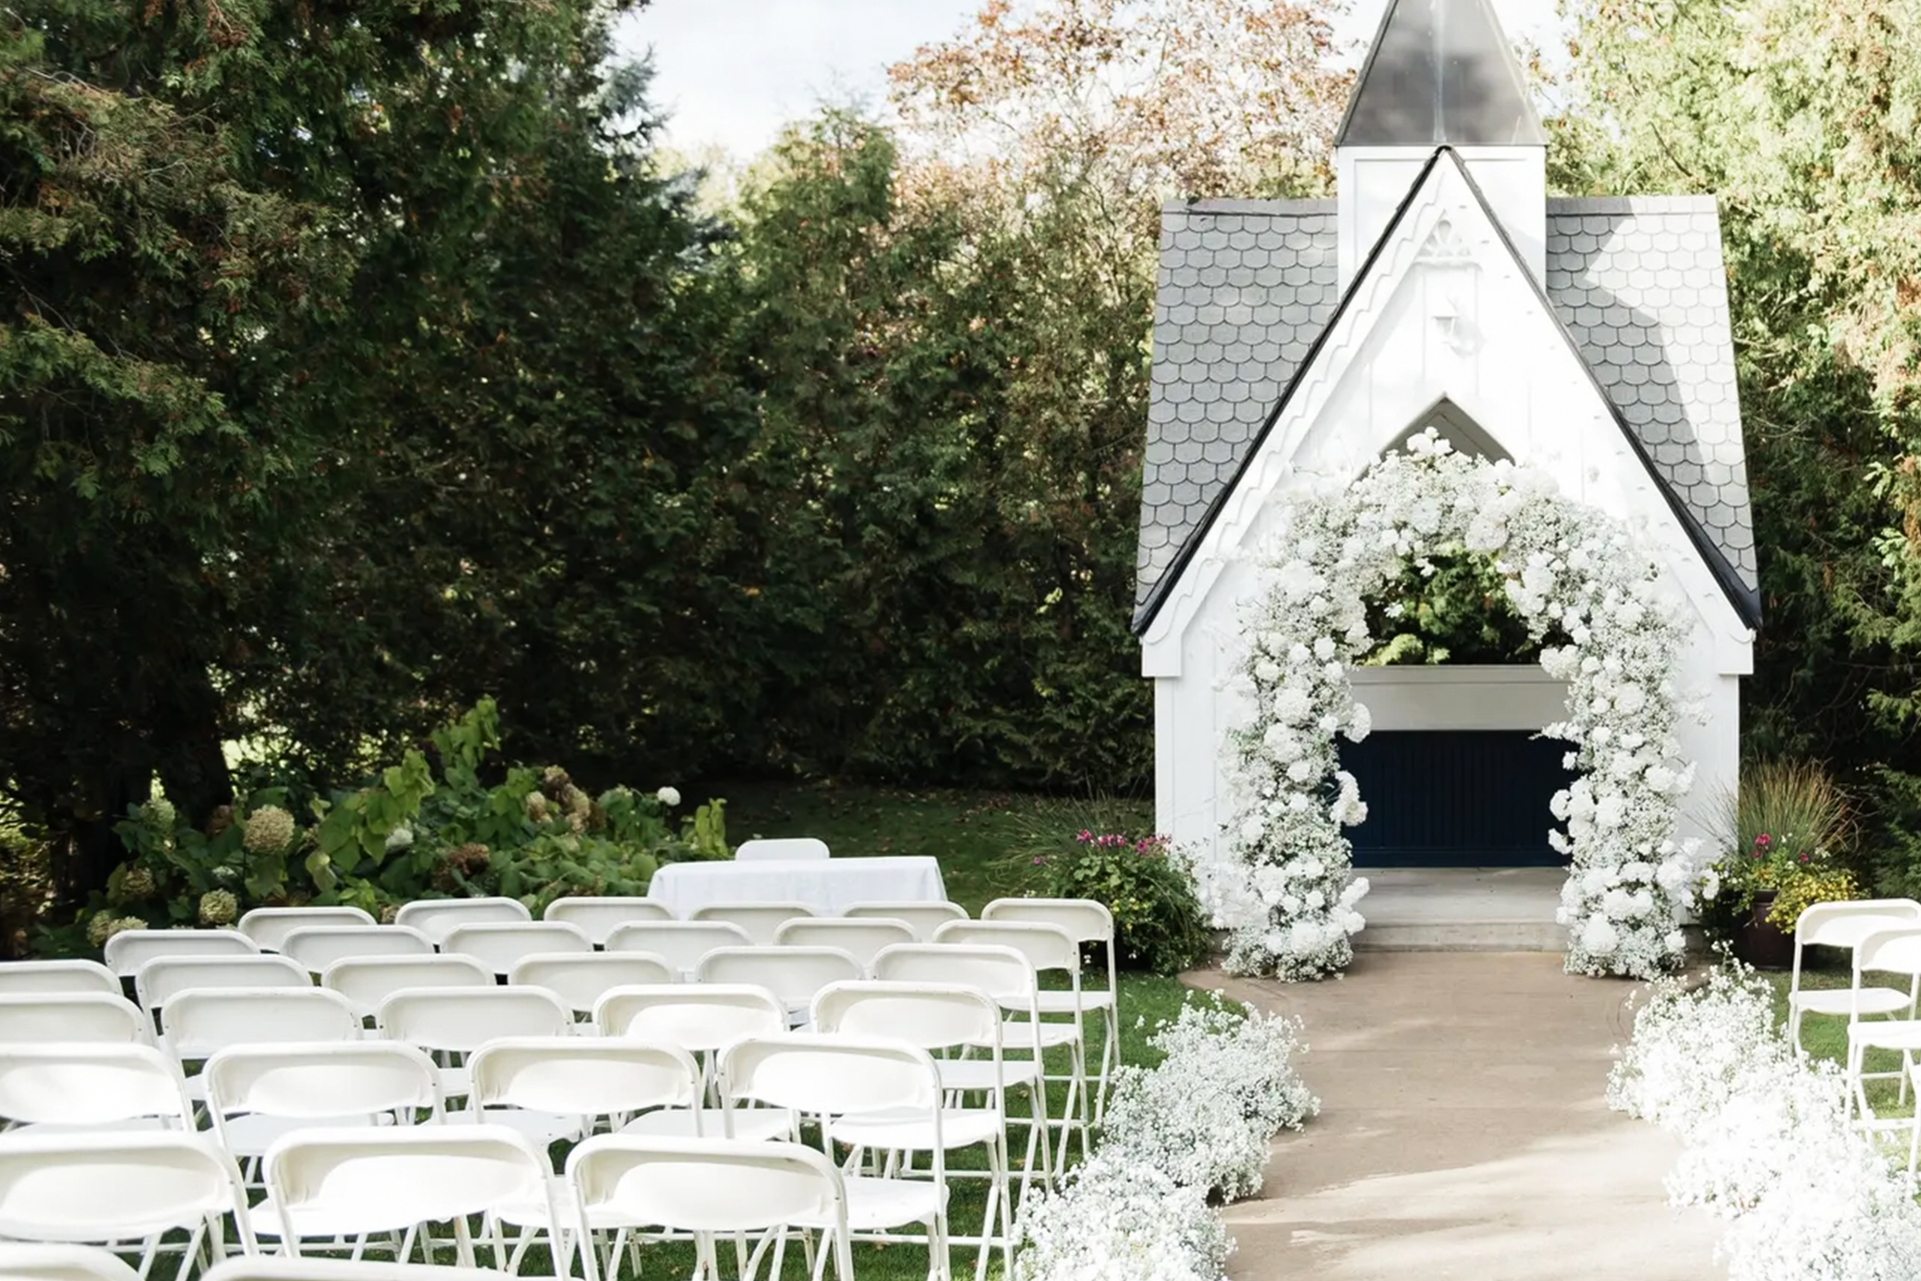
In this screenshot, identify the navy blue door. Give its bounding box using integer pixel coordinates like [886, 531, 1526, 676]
[1336, 730, 1575, 868]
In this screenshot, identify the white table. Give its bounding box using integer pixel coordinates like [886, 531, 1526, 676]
[647, 856, 947, 917]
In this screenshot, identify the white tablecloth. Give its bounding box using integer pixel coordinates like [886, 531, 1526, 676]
[647, 856, 947, 917]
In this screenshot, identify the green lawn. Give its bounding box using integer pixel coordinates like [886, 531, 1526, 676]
[721, 782, 1154, 916]
[1759, 952, 1921, 1133]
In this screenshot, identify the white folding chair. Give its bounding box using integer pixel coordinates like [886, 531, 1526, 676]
[204, 1041, 443, 1172]
[102, 930, 257, 979]
[467, 1038, 702, 1172]
[206, 1259, 510, 1281]
[982, 898, 1120, 1118]
[375, 987, 573, 1101]
[507, 952, 676, 1018]
[1844, 925, 1921, 1169]
[603, 921, 751, 980]
[541, 896, 673, 945]
[320, 955, 495, 1021]
[237, 907, 377, 953]
[261, 1125, 563, 1270]
[280, 927, 434, 976]
[688, 903, 816, 946]
[0, 1043, 194, 1135]
[565, 1136, 852, 1281]
[733, 838, 831, 862]
[0, 1243, 141, 1281]
[441, 922, 592, 978]
[1787, 899, 1921, 1056]
[392, 899, 531, 947]
[694, 947, 861, 1026]
[0, 1133, 256, 1279]
[0, 994, 150, 1046]
[592, 985, 794, 1142]
[720, 1034, 949, 1275]
[775, 918, 915, 971]
[812, 982, 1016, 1281]
[161, 988, 365, 1106]
[0, 959, 122, 997]
[134, 955, 313, 1013]
[843, 901, 968, 942]
[874, 943, 1054, 1191]
[932, 920, 1088, 1165]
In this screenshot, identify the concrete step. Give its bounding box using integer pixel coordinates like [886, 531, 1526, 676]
[1355, 919, 1569, 952]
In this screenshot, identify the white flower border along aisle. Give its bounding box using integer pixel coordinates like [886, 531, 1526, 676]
[1188, 430, 1711, 981]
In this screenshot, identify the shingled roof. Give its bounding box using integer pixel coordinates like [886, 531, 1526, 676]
[1134, 192, 1755, 633]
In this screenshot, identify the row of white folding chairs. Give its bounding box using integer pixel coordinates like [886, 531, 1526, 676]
[0, 1250, 507, 1281]
[0, 986, 1036, 1281]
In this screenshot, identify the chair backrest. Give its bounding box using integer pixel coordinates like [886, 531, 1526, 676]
[982, 897, 1115, 946]
[320, 954, 495, 1018]
[695, 947, 862, 1008]
[603, 921, 751, 973]
[810, 981, 1002, 1055]
[0, 1043, 193, 1127]
[593, 985, 787, 1051]
[161, 987, 364, 1059]
[565, 1136, 848, 1276]
[1856, 926, 1921, 981]
[279, 926, 434, 975]
[841, 901, 968, 941]
[206, 1260, 511, 1281]
[871, 943, 1043, 1034]
[0, 1243, 141, 1281]
[392, 898, 532, 946]
[204, 1042, 442, 1134]
[1797, 899, 1921, 950]
[507, 952, 676, 1015]
[0, 960, 121, 998]
[134, 953, 313, 1011]
[774, 918, 914, 969]
[733, 838, 831, 862]
[237, 907, 376, 952]
[205, 1260, 512, 1281]
[721, 1033, 941, 1122]
[440, 922, 592, 977]
[468, 1037, 700, 1119]
[933, 919, 1080, 975]
[0, 994, 149, 1047]
[0, 1133, 255, 1251]
[262, 1124, 556, 1243]
[102, 929, 257, 978]
[376, 986, 573, 1054]
[541, 896, 673, 944]
[687, 903, 817, 946]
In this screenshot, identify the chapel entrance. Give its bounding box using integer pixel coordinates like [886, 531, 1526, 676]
[1339, 728, 1576, 867]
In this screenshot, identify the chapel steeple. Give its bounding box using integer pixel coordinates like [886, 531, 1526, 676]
[1333, 0, 1548, 288]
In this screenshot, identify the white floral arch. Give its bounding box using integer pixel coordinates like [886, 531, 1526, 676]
[1186, 431, 1710, 981]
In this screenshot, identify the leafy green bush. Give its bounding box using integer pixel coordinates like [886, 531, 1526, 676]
[1007, 830, 1210, 976]
[77, 698, 729, 949]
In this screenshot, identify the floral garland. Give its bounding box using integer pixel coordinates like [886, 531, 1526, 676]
[1191, 431, 1708, 980]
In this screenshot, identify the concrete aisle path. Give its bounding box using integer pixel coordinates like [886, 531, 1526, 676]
[1185, 953, 1724, 1281]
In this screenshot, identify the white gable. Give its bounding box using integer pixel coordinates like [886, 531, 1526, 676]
[1139, 150, 1755, 681]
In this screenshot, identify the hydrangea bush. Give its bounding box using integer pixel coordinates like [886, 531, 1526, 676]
[1610, 963, 1921, 1279]
[1014, 993, 1319, 1280]
[1203, 431, 1707, 980]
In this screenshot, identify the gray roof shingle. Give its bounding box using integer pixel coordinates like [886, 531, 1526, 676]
[1136, 194, 1755, 627]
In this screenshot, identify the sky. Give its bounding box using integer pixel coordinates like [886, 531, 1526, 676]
[613, 1, 1571, 160]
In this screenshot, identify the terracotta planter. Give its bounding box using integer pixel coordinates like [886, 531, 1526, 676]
[1733, 891, 1795, 969]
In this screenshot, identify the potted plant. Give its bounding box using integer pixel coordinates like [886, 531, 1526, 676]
[1710, 760, 1856, 967]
